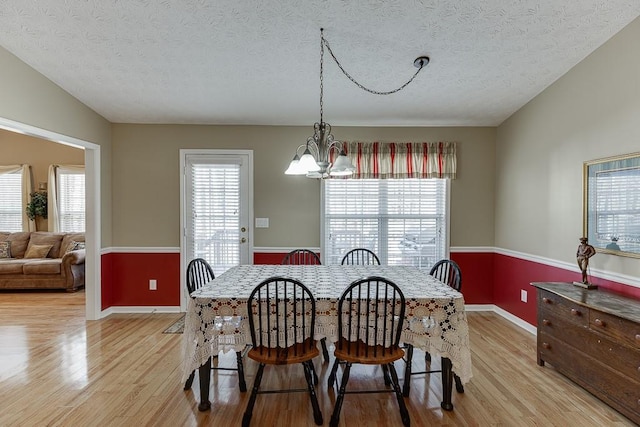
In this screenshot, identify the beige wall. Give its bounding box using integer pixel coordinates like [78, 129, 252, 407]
[112, 124, 496, 248]
[496, 17, 640, 277]
[0, 46, 112, 246]
[0, 129, 85, 186]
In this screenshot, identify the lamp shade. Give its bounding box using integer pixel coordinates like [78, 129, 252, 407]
[284, 154, 305, 175]
[298, 148, 321, 172]
[329, 151, 355, 176]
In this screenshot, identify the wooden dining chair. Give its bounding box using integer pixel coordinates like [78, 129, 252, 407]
[183, 258, 247, 393]
[281, 248, 330, 364]
[281, 249, 321, 265]
[242, 277, 323, 427]
[340, 248, 381, 265]
[328, 276, 410, 427]
[402, 258, 464, 396]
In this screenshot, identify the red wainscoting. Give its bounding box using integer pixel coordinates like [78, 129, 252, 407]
[101, 253, 114, 310]
[101, 250, 638, 328]
[450, 252, 494, 305]
[492, 252, 640, 326]
[101, 252, 180, 308]
[253, 252, 290, 265]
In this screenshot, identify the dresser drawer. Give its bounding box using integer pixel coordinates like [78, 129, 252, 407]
[539, 333, 640, 423]
[538, 311, 586, 348]
[539, 310, 640, 379]
[590, 309, 640, 350]
[538, 290, 588, 328]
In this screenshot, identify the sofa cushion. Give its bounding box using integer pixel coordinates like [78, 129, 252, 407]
[22, 259, 62, 275]
[60, 233, 86, 256]
[27, 232, 65, 258]
[65, 241, 86, 254]
[25, 244, 53, 258]
[0, 232, 31, 258]
[0, 260, 25, 274]
[0, 241, 10, 259]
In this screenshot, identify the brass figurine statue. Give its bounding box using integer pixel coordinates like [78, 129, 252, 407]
[576, 237, 596, 287]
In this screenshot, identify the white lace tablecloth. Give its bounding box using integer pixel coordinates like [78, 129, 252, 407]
[182, 265, 473, 383]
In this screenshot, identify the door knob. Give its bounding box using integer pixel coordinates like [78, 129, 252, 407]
[241, 237, 247, 243]
[241, 227, 247, 232]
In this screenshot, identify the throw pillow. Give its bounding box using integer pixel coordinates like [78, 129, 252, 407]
[65, 241, 86, 254]
[24, 244, 53, 259]
[0, 241, 11, 259]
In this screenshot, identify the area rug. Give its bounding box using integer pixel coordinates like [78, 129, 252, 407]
[163, 315, 185, 334]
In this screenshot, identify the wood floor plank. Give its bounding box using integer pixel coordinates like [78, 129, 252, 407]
[0, 291, 635, 426]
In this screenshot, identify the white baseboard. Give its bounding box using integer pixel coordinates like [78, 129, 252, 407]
[466, 304, 537, 336]
[103, 306, 181, 315]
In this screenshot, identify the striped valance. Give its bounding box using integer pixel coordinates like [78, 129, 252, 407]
[337, 141, 457, 179]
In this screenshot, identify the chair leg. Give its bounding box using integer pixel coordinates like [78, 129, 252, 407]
[381, 364, 391, 386]
[328, 358, 340, 388]
[454, 373, 464, 393]
[425, 351, 431, 363]
[310, 362, 319, 385]
[303, 361, 324, 425]
[320, 338, 330, 364]
[329, 362, 352, 427]
[403, 344, 414, 397]
[236, 351, 247, 392]
[183, 370, 195, 390]
[242, 363, 265, 427]
[388, 363, 411, 427]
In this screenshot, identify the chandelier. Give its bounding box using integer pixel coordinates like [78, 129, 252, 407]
[285, 29, 430, 178]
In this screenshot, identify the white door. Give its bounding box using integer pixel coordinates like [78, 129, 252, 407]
[181, 150, 253, 308]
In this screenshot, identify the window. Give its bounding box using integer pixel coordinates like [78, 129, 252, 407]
[0, 170, 23, 231]
[57, 168, 85, 232]
[323, 178, 448, 269]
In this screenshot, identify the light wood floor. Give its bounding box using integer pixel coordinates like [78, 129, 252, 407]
[0, 291, 634, 427]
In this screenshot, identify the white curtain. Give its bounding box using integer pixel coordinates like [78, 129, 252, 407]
[0, 164, 33, 231]
[48, 164, 85, 232]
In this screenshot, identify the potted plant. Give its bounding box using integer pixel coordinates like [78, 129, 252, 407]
[26, 191, 48, 220]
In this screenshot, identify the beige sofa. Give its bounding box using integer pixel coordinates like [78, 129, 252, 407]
[0, 231, 85, 291]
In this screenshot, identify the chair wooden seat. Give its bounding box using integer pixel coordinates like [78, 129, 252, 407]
[333, 338, 404, 365]
[248, 341, 320, 365]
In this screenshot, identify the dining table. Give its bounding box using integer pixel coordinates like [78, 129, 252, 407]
[182, 264, 473, 412]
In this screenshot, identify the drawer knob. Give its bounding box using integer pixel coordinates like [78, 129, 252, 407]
[542, 342, 551, 349]
[570, 308, 581, 316]
[594, 318, 605, 327]
[542, 297, 551, 304]
[636, 334, 640, 342]
[542, 319, 551, 326]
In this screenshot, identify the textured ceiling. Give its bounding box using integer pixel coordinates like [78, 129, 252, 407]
[0, 1, 639, 127]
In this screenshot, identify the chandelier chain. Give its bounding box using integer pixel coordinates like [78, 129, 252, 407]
[321, 36, 424, 96]
[319, 29, 324, 123]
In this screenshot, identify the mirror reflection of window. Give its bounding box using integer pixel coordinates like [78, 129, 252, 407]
[585, 153, 640, 257]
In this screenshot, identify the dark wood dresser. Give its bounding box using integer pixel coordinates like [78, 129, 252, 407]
[531, 282, 640, 425]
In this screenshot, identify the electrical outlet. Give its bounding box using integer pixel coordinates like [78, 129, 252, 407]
[149, 279, 157, 290]
[520, 289, 527, 303]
